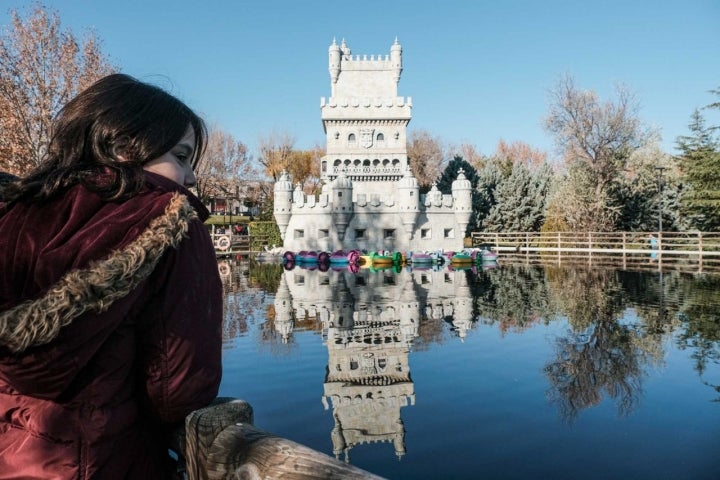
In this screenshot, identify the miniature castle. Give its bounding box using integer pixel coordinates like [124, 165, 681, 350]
[274, 38, 472, 253]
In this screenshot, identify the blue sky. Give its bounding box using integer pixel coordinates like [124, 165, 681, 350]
[2, 0, 719, 160]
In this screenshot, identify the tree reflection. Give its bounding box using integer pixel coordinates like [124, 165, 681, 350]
[675, 275, 720, 400]
[543, 268, 658, 422]
[471, 265, 555, 333]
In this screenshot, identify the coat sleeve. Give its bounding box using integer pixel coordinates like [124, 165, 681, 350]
[137, 217, 223, 425]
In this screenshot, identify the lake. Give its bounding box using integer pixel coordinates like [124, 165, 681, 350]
[215, 257, 719, 480]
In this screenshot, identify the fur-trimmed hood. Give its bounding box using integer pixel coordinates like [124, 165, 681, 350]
[0, 193, 195, 353]
[0, 172, 206, 353]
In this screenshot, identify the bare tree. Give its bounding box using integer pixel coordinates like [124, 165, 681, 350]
[196, 126, 253, 204]
[0, 4, 115, 174]
[544, 75, 648, 231]
[448, 142, 485, 170]
[287, 145, 322, 194]
[493, 139, 547, 172]
[407, 129, 445, 188]
[257, 130, 295, 181]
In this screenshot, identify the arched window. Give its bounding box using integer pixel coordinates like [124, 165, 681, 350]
[321, 161, 327, 172]
[348, 133, 356, 144]
[376, 133, 384, 141]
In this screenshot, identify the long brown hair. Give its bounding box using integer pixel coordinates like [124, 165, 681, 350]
[3, 73, 207, 203]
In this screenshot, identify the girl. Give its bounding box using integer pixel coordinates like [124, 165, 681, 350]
[0, 74, 223, 479]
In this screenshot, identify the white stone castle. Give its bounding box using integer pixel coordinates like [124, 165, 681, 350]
[274, 38, 472, 253]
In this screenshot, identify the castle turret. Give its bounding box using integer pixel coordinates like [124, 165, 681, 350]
[390, 37, 402, 84]
[273, 275, 294, 343]
[332, 171, 354, 241]
[273, 170, 293, 240]
[397, 165, 420, 240]
[452, 168, 472, 237]
[329, 38, 341, 96]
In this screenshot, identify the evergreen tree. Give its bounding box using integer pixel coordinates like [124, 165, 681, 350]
[475, 159, 505, 231]
[483, 161, 553, 232]
[436, 156, 480, 234]
[676, 109, 720, 230]
[614, 143, 681, 232]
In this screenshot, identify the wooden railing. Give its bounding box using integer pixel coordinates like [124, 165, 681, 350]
[470, 231, 720, 274]
[176, 398, 385, 479]
[210, 232, 272, 256]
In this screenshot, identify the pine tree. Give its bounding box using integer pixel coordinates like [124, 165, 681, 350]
[436, 156, 480, 233]
[483, 161, 552, 232]
[677, 109, 720, 230]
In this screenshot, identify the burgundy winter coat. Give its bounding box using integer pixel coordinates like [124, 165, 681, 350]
[0, 172, 223, 479]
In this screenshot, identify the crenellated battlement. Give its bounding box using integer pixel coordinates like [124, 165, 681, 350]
[286, 190, 458, 212]
[339, 54, 394, 68]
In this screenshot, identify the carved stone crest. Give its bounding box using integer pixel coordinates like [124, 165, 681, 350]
[360, 128, 374, 149]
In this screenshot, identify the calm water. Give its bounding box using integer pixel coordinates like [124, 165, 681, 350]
[216, 258, 719, 480]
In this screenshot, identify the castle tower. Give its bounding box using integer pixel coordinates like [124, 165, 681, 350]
[273, 170, 293, 240]
[331, 171, 354, 241]
[451, 168, 473, 237]
[397, 165, 420, 240]
[320, 38, 412, 195]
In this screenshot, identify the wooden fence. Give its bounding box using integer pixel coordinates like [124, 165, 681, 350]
[470, 231, 720, 274]
[209, 229, 272, 257]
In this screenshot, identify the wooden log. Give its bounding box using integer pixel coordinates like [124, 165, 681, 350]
[185, 397, 254, 480]
[185, 398, 385, 480]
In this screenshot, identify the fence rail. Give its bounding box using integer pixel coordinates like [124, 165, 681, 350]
[470, 231, 720, 274]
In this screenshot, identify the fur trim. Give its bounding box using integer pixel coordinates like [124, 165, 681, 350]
[0, 193, 197, 353]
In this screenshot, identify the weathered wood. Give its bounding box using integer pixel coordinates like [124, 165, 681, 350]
[185, 397, 254, 480]
[184, 398, 384, 480]
[202, 423, 386, 480]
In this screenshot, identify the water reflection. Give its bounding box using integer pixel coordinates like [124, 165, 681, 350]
[276, 264, 476, 460]
[218, 258, 720, 463]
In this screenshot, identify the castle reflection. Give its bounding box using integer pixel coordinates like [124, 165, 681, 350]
[273, 264, 476, 461]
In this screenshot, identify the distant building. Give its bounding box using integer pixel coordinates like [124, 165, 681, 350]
[274, 38, 472, 253]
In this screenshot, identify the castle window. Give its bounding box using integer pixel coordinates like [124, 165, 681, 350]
[444, 228, 454, 239]
[348, 133, 356, 144]
[377, 133, 384, 141]
[294, 274, 305, 285]
[320, 276, 330, 285]
[421, 228, 431, 239]
[384, 229, 396, 239]
[363, 159, 371, 166]
[322, 161, 327, 172]
[355, 276, 366, 286]
[294, 229, 304, 239]
[334, 159, 341, 166]
[319, 229, 329, 238]
[337, 191, 342, 198]
[355, 229, 365, 239]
